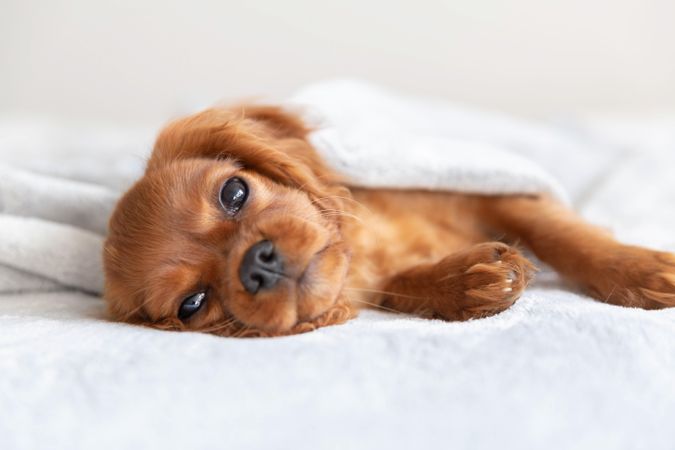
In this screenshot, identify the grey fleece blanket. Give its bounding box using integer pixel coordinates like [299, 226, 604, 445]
[0, 165, 116, 293]
[0, 80, 610, 295]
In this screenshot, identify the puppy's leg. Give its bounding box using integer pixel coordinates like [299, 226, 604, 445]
[478, 195, 675, 309]
[379, 242, 535, 320]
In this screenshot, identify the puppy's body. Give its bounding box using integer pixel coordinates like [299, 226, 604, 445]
[103, 105, 675, 337]
[344, 190, 489, 295]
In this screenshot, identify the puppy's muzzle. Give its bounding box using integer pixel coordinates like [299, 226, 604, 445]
[239, 240, 284, 294]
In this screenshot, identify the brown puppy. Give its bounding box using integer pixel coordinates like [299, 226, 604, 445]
[103, 105, 675, 337]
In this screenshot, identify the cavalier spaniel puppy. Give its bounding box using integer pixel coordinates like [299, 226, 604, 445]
[103, 105, 675, 337]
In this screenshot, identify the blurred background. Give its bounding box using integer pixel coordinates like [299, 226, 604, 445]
[2, 0, 675, 126]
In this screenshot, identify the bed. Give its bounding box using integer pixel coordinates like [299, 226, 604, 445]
[1, 85, 674, 450]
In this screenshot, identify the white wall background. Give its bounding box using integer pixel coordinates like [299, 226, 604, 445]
[2, 0, 675, 125]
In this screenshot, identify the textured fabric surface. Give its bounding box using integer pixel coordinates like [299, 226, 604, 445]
[293, 80, 612, 202]
[0, 80, 593, 294]
[1, 82, 674, 450]
[293, 81, 569, 200]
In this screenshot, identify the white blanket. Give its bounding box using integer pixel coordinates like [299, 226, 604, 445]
[1, 81, 674, 450]
[0, 80, 608, 294]
[292, 80, 570, 200]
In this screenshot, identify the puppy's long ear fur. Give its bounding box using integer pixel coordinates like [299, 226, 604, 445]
[147, 105, 346, 206]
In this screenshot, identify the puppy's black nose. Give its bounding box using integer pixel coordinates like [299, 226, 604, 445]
[239, 240, 284, 294]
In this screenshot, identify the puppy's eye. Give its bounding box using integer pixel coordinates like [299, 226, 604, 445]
[219, 177, 248, 215]
[178, 291, 207, 320]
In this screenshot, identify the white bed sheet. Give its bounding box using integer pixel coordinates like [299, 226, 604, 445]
[1, 114, 674, 450]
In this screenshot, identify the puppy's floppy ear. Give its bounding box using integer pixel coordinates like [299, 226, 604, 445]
[235, 104, 309, 140]
[147, 105, 345, 205]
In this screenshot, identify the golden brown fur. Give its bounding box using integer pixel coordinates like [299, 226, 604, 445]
[103, 105, 675, 337]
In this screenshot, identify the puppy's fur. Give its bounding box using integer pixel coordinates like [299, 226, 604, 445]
[104, 105, 675, 337]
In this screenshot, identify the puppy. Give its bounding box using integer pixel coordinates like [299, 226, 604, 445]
[103, 105, 675, 337]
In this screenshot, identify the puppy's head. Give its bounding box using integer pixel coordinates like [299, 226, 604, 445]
[103, 106, 354, 336]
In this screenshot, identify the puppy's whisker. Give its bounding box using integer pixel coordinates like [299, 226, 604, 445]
[301, 205, 365, 225]
[235, 325, 253, 338]
[201, 317, 238, 334]
[293, 173, 338, 193]
[350, 298, 402, 314]
[320, 210, 364, 224]
[344, 287, 427, 300]
[288, 213, 322, 227]
[311, 195, 372, 214]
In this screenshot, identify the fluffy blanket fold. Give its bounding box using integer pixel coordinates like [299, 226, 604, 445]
[0, 164, 116, 293]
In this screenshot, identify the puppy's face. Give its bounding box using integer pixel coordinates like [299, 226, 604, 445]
[103, 106, 354, 336]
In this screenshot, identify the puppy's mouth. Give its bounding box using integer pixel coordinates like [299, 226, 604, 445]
[237, 239, 332, 294]
[218, 299, 354, 338]
[296, 243, 332, 286]
[227, 240, 349, 335]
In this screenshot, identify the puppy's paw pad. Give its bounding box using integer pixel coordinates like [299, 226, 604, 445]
[457, 250, 535, 319]
[465, 263, 525, 300]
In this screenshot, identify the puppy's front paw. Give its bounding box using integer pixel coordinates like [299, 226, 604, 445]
[588, 247, 675, 309]
[436, 243, 536, 320]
